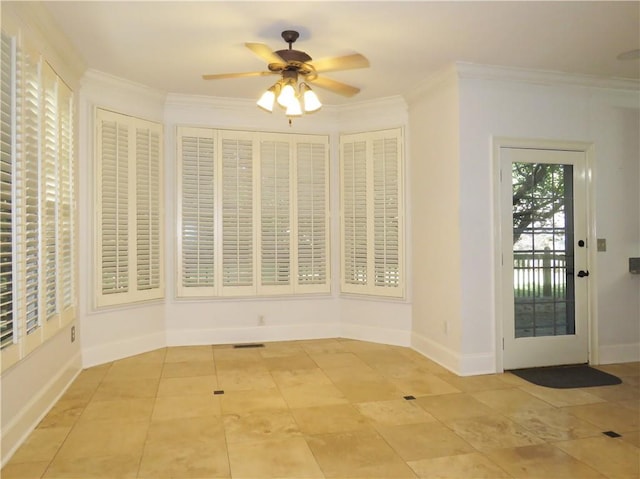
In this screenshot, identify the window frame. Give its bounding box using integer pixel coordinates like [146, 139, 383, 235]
[1, 28, 77, 372]
[340, 128, 405, 298]
[94, 108, 164, 308]
[176, 127, 331, 298]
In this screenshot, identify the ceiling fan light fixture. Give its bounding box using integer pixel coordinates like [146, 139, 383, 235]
[257, 85, 277, 112]
[300, 83, 322, 112]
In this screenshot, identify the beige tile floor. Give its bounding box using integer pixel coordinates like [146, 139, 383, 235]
[2, 339, 639, 479]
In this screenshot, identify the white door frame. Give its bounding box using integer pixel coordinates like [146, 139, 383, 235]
[492, 137, 598, 372]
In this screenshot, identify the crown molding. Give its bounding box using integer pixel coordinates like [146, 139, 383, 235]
[456, 62, 640, 91]
[403, 64, 460, 104]
[3, 2, 86, 87]
[80, 69, 167, 122]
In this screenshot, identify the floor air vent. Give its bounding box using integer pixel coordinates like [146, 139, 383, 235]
[233, 343, 265, 349]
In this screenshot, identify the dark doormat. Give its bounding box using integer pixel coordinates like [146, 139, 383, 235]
[510, 364, 622, 389]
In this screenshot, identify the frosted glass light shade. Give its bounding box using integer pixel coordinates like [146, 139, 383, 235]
[257, 88, 276, 112]
[277, 83, 296, 107]
[302, 85, 322, 112]
[285, 97, 303, 116]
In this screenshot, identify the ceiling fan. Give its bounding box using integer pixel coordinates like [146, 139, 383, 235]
[202, 30, 369, 100]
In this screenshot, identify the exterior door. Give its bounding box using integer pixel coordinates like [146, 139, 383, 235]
[501, 147, 589, 369]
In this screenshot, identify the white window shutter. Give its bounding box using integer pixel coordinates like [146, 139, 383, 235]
[21, 47, 42, 341]
[1, 29, 78, 370]
[221, 132, 255, 295]
[295, 137, 330, 293]
[175, 128, 330, 299]
[58, 80, 74, 322]
[98, 112, 129, 301]
[340, 129, 404, 297]
[341, 138, 368, 290]
[373, 135, 401, 290]
[41, 62, 59, 333]
[0, 32, 15, 351]
[135, 126, 161, 292]
[96, 109, 163, 307]
[177, 127, 216, 296]
[259, 136, 291, 293]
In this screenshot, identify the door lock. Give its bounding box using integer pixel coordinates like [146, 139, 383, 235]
[577, 270, 590, 277]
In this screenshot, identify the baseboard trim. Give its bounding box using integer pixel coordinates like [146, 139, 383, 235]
[81, 331, 166, 368]
[340, 323, 411, 347]
[1, 351, 82, 466]
[411, 332, 460, 375]
[598, 342, 640, 364]
[165, 323, 341, 347]
[458, 351, 497, 376]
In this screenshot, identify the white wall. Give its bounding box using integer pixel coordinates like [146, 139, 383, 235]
[0, 2, 85, 465]
[456, 64, 640, 371]
[406, 67, 464, 373]
[589, 89, 640, 362]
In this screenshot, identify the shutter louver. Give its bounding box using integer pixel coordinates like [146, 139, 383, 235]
[179, 131, 215, 292]
[136, 127, 161, 291]
[296, 140, 329, 290]
[222, 136, 254, 292]
[373, 137, 400, 288]
[342, 140, 368, 286]
[176, 129, 329, 298]
[260, 139, 290, 288]
[2, 28, 78, 370]
[96, 110, 163, 307]
[100, 118, 129, 296]
[340, 129, 404, 297]
[58, 81, 74, 312]
[41, 63, 58, 321]
[22, 47, 40, 335]
[0, 32, 14, 348]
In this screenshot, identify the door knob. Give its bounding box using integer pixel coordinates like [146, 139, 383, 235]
[577, 270, 590, 277]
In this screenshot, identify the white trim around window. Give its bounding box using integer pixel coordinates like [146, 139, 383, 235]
[340, 128, 405, 298]
[176, 127, 330, 298]
[94, 108, 164, 308]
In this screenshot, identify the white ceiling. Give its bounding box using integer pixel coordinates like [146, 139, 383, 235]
[43, 1, 639, 105]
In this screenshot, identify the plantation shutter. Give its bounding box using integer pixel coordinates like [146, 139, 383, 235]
[21, 46, 41, 338]
[373, 136, 401, 289]
[340, 128, 404, 297]
[178, 127, 216, 296]
[0, 32, 15, 350]
[341, 138, 368, 289]
[175, 128, 329, 298]
[259, 137, 291, 293]
[295, 138, 330, 293]
[1, 29, 78, 370]
[98, 112, 129, 300]
[136, 126, 161, 291]
[58, 80, 74, 320]
[41, 62, 59, 330]
[96, 109, 163, 307]
[221, 132, 255, 295]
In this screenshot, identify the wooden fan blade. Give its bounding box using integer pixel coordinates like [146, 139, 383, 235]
[308, 76, 360, 97]
[309, 53, 369, 73]
[245, 42, 284, 65]
[202, 71, 275, 80]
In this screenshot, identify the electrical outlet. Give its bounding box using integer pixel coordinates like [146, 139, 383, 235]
[71, 325, 76, 342]
[258, 315, 265, 326]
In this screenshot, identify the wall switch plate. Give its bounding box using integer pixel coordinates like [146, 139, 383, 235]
[597, 238, 607, 252]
